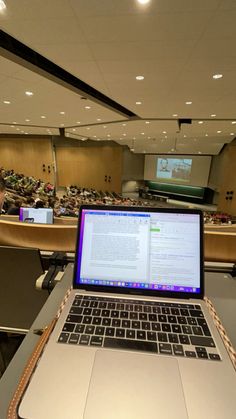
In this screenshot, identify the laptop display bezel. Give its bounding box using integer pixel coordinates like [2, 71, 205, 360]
[73, 204, 204, 299]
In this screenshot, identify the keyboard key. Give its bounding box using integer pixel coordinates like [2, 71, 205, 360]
[185, 351, 196, 358]
[120, 311, 128, 319]
[130, 312, 138, 320]
[83, 308, 92, 316]
[111, 310, 119, 318]
[69, 333, 80, 344]
[139, 313, 148, 321]
[85, 325, 95, 334]
[173, 344, 184, 356]
[137, 330, 146, 340]
[105, 327, 115, 337]
[102, 309, 110, 317]
[62, 323, 75, 332]
[95, 326, 105, 335]
[179, 335, 190, 345]
[134, 305, 142, 312]
[158, 315, 167, 323]
[83, 316, 92, 324]
[107, 302, 116, 309]
[122, 320, 130, 328]
[162, 307, 170, 315]
[180, 309, 189, 316]
[69, 307, 83, 315]
[126, 329, 135, 339]
[182, 326, 192, 335]
[159, 343, 172, 355]
[172, 324, 182, 334]
[153, 307, 161, 314]
[125, 304, 133, 311]
[102, 318, 111, 326]
[168, 333, 179, 344]
[104, 338, 157, 353]
[90, 301, 98, 308]
[197, 351, 208, 359]
[189, 309, 204, 318]
[79, 335, 90, 345]
[92, 317, 102, 325]
[177, 317, 187, 325]
[92, 309, 101, 316]
[168, 315, 177, 323]
[112, 318, 121, 327]
[98, 302, 107, 309]
[66, 314, 82, 324]
[209, 353, 221, 361]
[132, 321, 140, 329]
[81, 301, 90, 307]
[116, 303, 124, 310]
[58, 332, 69, 343]
[152, 322, 161, 331]
[187, 317, 197, 325]
[75, 324, 85, 333]
[143, 306, 151, 313]
[147, 332, 156, 341]
[162, 323, 171, 333]
[90, 336, 103, 347]
[197, 319, 211, 337]
[171, 308, 180, 316]
[116, 328, 125, 338]
[192, 326, 203, 336]
[142, 321, 150, 330]
[190, 336, 215, 348]
[157, 332, 168, 342]
[149, 314, 157, 322]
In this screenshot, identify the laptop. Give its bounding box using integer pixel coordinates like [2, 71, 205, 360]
[19, 205, 236, 419]
[19, 207, 53, 224]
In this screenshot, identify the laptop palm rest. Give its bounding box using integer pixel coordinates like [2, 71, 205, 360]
[84, 350, 188, 419]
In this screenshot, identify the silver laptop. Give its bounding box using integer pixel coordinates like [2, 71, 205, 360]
[19, 205, 236, 419]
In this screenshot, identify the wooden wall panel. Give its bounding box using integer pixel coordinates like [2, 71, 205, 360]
[217, 145, 236, 215]
[0, 137, 54, 183]
[56, 146, 123, 192]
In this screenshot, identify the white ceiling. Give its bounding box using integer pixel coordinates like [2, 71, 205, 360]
[1, 0, 236, 154]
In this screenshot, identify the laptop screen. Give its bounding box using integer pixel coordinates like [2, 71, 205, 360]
[19, 207, 53, 225]
[74, 206, 203, 297]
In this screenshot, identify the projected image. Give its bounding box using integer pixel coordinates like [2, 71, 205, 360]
[157, 158, 192, 182]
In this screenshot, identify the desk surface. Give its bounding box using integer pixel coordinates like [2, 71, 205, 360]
[0, 267, 235, 418]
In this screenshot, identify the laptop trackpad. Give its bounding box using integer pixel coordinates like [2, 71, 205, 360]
[84, 350, 188, 419]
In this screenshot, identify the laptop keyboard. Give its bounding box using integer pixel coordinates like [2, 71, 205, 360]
[58, 295, 221, 361]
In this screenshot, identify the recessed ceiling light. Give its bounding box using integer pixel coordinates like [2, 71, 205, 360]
[171, 148, 175, 152]
[172, 114, 178, 117]
[136, 101, 142, 105]
[211, 114, 216, 117]
[123, 133, 126, 136]
[137, 0, 150, 5]
[136, 75, 144, 80]
[60, 123, 64, 127]
[148, 136, 151, 139]
[164, 136, 168, 139]
[25, 132, 28, 135]
[3, 100, 10, 104]
[107, 134, 111, 137]
[230, 133, 235, 136]
[10, 125, 14, 128]
[198, 151, 202, 154]
[213, 74, 223, 79]
[41, 115, 46, 119]
[217, 130, 222, 133]
[184, 135, 187, 138]
[76, 121, 81, 124]
[85, 106, 91, 109]
[86, 127, 90, 130]
[97, 118, 101, 121]
[25, 119, 30, 122]
[185, 101, 192, 105]
[130, 148, 134, 152]
[198, 121, 203, 124]
[81, 138, 86, 141]
[16, 128, 20, 131]
[231, 121, 236, 124]
[25, 91, 33, 96]
[0, 1, 7, 11]
[162, 131, 167, 134]
[93, 135, 97, 138]
[122, 123, 126, 126]
[60, 111, 65, 115]
[133, 137, 136, 140]
[145, 121, 150, 124]
[103, 125, 107, 128]
[141, 132, 145, 135]
[72, 129, 76, 132]
[13, 121, 17, 124]
[205, 134, 208, 137]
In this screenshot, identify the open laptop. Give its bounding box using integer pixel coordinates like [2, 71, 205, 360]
[19, 205, 236, 419]
[19, 207, 53, 224]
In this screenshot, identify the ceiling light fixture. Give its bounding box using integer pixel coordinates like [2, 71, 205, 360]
[205, 134, 208, 137]
[137, 0, 150, 5]
[25, 119, 30, 122]
[136, 101, 142, 105]
[231, 121, 236, 124]
[3, 100, 10, 104]
[25, 91, 33, 96]
[198, 121, 203, 124]
[185, 101, 192, 105]
[136, 75, 144, 80]
[172, 114, 178, 117]
[198, 151, 202, 154]
[60, 111, 65, 115]
[213, 74, 223, 79]
[163, 131, 167, 134]
[0, 1, 6, 10]
[211, 114, 216, 117]
[76, 121, 81, 124]
[41, 116, 46, 119]
[217, 130, 222, 133]
[230, 133, 235, 136]
[97, 118, 101, 121]
[85, 106, 91, 109]
[122, 123, 126, 126]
